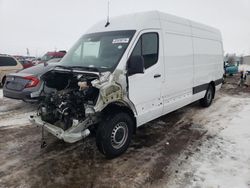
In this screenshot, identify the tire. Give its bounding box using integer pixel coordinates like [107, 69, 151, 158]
[1, 76, 6, 87]
[200, 84, 214, 107]
[96, 112, 134, 159]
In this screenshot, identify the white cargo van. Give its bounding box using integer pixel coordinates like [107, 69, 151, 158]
[30, 11, 224, 158]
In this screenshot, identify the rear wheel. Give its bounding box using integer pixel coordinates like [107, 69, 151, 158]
[96, 112, 133, 158]
[200, 84, 214, 107]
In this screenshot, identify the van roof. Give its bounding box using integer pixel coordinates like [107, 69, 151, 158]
[86, 11, 222, 41]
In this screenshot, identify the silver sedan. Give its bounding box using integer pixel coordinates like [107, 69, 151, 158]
[3, 58, 61, 102]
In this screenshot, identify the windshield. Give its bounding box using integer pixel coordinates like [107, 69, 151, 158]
[60, 30, 136, 72]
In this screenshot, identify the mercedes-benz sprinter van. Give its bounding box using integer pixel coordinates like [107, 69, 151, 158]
[30, 11, 224, 158]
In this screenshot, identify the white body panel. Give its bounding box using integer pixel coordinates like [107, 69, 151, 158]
[128, 29, 164, 126]
[87, 11, 224, 127]
[161, 29, 194, 115]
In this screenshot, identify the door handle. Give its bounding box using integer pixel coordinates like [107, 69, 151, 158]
[154, 74, 161, 78]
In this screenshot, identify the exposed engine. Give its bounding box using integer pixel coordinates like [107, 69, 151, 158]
[38, 69, 99, 130]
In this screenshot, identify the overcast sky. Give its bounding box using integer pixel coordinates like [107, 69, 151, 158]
[0, 0, 249, 56]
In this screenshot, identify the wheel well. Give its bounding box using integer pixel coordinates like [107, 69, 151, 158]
[102, 102, 137, 134]
[209, 81, 215, 98]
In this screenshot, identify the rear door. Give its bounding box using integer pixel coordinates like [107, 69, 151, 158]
[128, 30, 164, 126]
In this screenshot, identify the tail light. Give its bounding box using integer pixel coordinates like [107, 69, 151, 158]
[24, 76, 40, 88]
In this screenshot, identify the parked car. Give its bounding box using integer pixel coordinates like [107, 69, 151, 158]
[0, 55, 23, 87]
[33, 51, 66, 65]
[29, 11, 224, 158]
[3, 58, 61, 102]
[224, 62, 239, 76]
[19, 59, 35, 69]
[13, 55, 36, 69]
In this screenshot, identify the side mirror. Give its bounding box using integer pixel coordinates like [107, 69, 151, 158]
[127, 55, 144, 76]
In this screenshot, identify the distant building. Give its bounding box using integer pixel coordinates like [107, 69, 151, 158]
[243, 56, 250, 65]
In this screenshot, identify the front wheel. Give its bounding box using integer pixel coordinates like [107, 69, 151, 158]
[96, 112, 134, 158]
[200, 85, 214, 107]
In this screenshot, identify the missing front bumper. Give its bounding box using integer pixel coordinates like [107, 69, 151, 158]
[29, 115, 90, 143]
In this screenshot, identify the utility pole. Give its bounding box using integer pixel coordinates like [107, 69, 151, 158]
[26, 48, 30, 56]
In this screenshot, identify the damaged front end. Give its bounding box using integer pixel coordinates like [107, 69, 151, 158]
[29, 30, 138, 147]
[29, 67, 129, 143]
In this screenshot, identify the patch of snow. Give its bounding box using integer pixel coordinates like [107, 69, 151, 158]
[0, 101, 25, 113]
[166, 96, 250, 188]
[0, 112, 33, 128]
[0, 89, 3, 98]
[191, 104, 250, 188]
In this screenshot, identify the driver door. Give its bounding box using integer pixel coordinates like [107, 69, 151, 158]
[128, 30, 164, 126]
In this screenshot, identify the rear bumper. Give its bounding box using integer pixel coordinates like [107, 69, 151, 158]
[29, 115, 90, 143]
[3, 87, 31, 99]
[3, 87, 39, 102]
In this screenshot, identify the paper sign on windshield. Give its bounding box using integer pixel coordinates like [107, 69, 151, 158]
[112, 38, 130, 44]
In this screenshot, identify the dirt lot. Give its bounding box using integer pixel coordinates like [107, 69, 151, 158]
[0, 75, 250, 188]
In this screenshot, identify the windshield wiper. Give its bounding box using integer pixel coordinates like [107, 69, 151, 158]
[55, 65, 73, 71]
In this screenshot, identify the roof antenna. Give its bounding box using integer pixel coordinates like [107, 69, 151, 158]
[105, 0, 110, 27]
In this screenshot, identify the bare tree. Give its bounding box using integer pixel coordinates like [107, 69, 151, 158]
[227, 55, 235, 65]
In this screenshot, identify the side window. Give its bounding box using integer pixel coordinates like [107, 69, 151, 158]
[0, 57, 17, 66]
[131, 38, 141, 57]
[142, 33, 158, 69]
[130, 33, 159, 69]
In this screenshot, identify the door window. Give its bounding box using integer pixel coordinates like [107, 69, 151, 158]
[131, 33, 159, 69]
